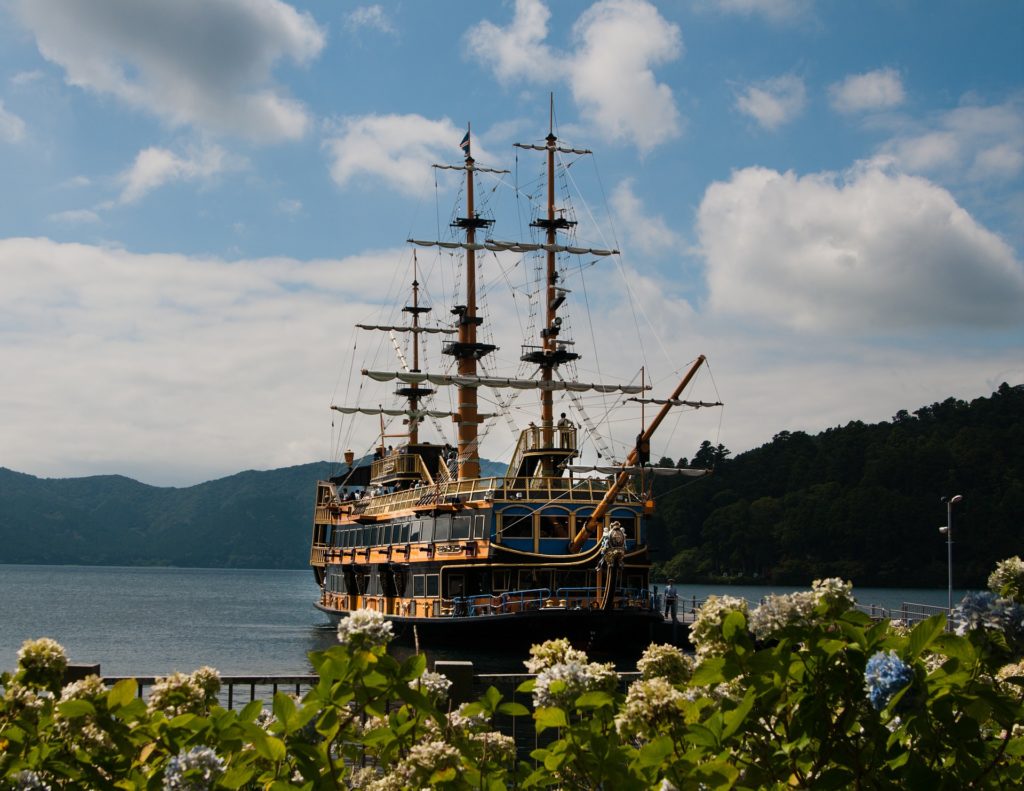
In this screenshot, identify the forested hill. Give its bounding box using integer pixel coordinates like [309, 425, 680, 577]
[650, 383, 1024, 588]
[0, 462, 333, 568]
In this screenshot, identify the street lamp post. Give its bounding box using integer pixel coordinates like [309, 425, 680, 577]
[940, 494, 963, 617]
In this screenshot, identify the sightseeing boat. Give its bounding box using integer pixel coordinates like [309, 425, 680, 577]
[309, 106, 719, 647]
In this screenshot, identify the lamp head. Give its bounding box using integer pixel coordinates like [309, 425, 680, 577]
[950, 494, 964, 504]
[939, 526, 949, 534]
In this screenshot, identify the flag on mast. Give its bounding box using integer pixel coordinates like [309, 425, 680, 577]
[459, 129, 471, 157]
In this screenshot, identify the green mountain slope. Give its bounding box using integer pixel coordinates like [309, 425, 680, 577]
[650, 383, 1024, 588]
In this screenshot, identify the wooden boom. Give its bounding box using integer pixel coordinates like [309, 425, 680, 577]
[568, 355, 708, 552]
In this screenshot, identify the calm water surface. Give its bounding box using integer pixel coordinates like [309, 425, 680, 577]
[0, 565, 967, 677]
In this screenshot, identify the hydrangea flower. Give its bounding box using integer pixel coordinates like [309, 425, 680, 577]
[614, 677, 684, 738]
[409, 670, 452, 704]
[636, 643, 693, 684]
[988, 556, 1024, 603]
[523, 638, 588, 674]
[864, 650, 914, 711]
[163, 746, 225, 791]
[336, 609, 394, 650]
[748, 591, 816, 640]
[532, 658, 617, 709]
[147, 669, 217, 717]
[11, 770, 53, 791]
[55, 674, 114, 751]
[811, 577, 856, 615]
[952, 591, 1024, 642]
[690, 595, 749, 658]
[16, 638, 68, 689]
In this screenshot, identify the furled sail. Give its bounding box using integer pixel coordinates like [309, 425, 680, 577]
[407, 239, 618, 257]
[361, 369, 649, 394]
[356, 323, 456, 334]
[627, 397, 724, 408]
[330, 405, 495, 420]
[566, 465, 711, 477]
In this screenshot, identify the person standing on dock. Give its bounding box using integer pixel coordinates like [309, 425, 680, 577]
[664, 579, 678, 622]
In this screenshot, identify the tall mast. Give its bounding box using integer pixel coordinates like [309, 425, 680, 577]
[402, 253, 429, 445]
[516, 96, 584, 475]
[444, 126, 498, 480]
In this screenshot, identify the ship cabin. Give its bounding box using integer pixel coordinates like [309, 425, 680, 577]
[310, 424, 654, 619]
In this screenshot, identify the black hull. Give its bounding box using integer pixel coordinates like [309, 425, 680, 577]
[314, 602, 672, 651]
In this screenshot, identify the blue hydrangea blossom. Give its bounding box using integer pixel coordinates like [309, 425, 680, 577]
[864, 650, 913, 711]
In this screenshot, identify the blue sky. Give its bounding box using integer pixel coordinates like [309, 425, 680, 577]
[0, 0, 1021, 487]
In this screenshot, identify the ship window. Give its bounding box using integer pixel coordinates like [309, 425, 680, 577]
[433, 517, 450, 542]
[538, 511, 570, 539]
[382, 523, 393, 545]
[610, 511, 638, 541]
[446, 574, 465, 598]
[518, 569, 544, 590]
[409, 520, 421, 543]
[559, 570, 587, 590]
[500, 510, 533, 539]
[413, 575, 425, 597]
[362, 526, 372, 546]
[400, 523, 410, 543]
[492, 570, 511, 592]
[426, 574, 439, 597]
[421, 520, 435, 543]
[348, 528, 357, 548]
[473, 515, 486, 539]
[451, 516, 470, 540]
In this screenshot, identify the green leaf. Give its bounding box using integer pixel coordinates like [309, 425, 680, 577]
[220, 766, 256, 790]
[721, 688, 754, 741]
[575, 690, 614, 710]
[907, 613, 946, 659]
[534, 706, 568, 732]
[722, 609, 746, 640]
[483, 685, 502, 710]
[57, 699, 96, 718]
[107, 678, 137, 708]
[401, 652, 427, 678]
[238, 699, 264, 722]
[690, 657, 726, 687]
[636, 735, 674, 768]
[686, 723, 719, 748]
[498, 701, 530, 717]
[272, 691, 296, 731]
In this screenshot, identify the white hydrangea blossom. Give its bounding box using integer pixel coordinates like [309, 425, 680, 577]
[532, 658, 617, 709]
[614, 677, 684, 738]
[812, 577, 856, 614]
[409, 670, 452, 704]
[748, 591, 816, 640]
[11, 770, 53, 791]
[162, 745, 225, 791]
[336, 609, 394, 649]
[16, 638, 68, 686]
[468, 729, 516, 763]
[2, 681, 48, 713]
[147, 671, 209, 717]
[55, 674, 113, 751]
[636, 643, 693, 684]
[524, 638, 588, 674]
[690, 596, 749, 658]
[988, 556, 1024, 603]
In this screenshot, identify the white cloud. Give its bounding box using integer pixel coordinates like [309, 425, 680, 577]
[62, 175, 93, 189]
[277, 198, 303, 215]
[610, 179, 683, 255]
[0, 237, 412, 485]
[13, 0, 324, 142]
[345, 5, 396, 35]
[323, 114, 474, 197]
[735, 74, 806, 130]
[697, 162, 1024, 332]
[0, 100, 27, 143]
[118, 143, 246, 204]
[465, 0, 682, 153]
[464, 0, 562, 84]
[880, 97, 1024, 183]
[829, 68, 905, 114]
[48, 209, 101, 224]
[10, 70, 44, 86]
[700, 0, 814, 23]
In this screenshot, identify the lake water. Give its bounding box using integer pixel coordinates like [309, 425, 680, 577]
[0, 565, 968, 677]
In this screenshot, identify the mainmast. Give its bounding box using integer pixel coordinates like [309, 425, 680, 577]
[515, 97, 591, 475]
[440, 127, 505, 480]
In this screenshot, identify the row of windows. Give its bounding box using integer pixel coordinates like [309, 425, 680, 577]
[496, 511, 640, 541]
[328, 514, 488, 549]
